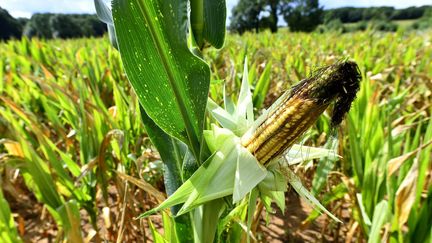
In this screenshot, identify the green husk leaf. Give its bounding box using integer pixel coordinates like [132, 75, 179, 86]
[282, 166, 342, 223]
[139, 126, 266, 218]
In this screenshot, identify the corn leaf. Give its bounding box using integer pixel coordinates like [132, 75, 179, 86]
[252, 60, 272, 109]
[94, 0, 118, 48]
[140, 126, 266, 217]
[140, 107, 194, 242]
[281, 167, 341, 223]
[112, 0, 210, 158]
[0, 190, 22, 243]
[190, 0, 226, 49]
[368, 200, 389, 243]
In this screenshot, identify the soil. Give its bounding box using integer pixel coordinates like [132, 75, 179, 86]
[4, 173, 357, 242]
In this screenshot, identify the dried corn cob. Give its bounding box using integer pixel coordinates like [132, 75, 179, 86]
[241, 61, 361, 164]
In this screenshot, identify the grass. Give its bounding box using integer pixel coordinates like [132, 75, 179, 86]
[1, 29, 431, 241]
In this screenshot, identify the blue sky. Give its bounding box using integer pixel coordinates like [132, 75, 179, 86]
[1, 0, 431, 18]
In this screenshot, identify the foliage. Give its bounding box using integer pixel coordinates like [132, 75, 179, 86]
[411, 9, 432, 30]
[229, 0, 288, 34]
[281, 0, 323, 32]
[0, 7, 23, 40]
[324, 5, 432, 23]
[318, 19, 346, 33]
[23, 13, 106, 39]
[0, 15, 431, 243]
[229, 0, 263, 34]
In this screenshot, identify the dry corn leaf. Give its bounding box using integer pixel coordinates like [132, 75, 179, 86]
[116, 172, 166, 203]
[395, 158, 418, 229]
[1, 139, 24, 157]
[108, 106, 117, 118]
[102, 206, 111, 229]
[388, 140, 432, 176]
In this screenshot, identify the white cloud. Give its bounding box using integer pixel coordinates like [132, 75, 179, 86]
[1, 0, 96, 18]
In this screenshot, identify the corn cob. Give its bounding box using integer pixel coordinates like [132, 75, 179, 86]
[241, 61, 361, 164]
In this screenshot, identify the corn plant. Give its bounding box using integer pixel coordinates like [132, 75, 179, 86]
[1, 5, 430, 241]
[98, 0, 363, 242]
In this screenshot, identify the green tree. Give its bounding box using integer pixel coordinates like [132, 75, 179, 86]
[50, 15, 82, 38]
[229, 0, 289, 34]
[0, 7, 23, 40]
[23, 13, 106, 39]
[229, 0, 264, 34]
[281, 0, 323, 32]
[23, 14, 53, 38]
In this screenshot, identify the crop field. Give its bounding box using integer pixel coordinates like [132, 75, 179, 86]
[1, 29, 431, 242]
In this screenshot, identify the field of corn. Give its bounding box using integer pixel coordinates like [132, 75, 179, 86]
[1, 29, 431, 242]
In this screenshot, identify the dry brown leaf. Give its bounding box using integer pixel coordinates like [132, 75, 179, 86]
[388, 140, 432, 176]
[116, 171, 166, 203]
[395, 158, 418, 229]
[1, 139, 24, 157]
[108, 106, 117, 118]
[102, 206, 111, 229]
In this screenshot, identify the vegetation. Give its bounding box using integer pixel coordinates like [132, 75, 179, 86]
[411, 9, 432, 30]
[1, 1, 432, 242]
[229, 0, 288, 34]
[229, 2, 432, 34]
[281, 0, 323, 32]
[0, 7, 23, 40]
[0, 6, 107, 40]
[324, 5, 432, 23]
[229, 0, 323, 33]
[23, 13, 107, 39]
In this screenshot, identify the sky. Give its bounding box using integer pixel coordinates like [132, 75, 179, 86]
[1, 0, 431, 19]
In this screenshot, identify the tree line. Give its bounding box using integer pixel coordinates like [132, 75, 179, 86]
[1, 7, 106, 41]
[324, 5, 432, 23]
[229, 1, 432, 34]
[2, 3, 432, 40]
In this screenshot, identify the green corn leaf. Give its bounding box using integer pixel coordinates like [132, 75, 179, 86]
[57, 200, 84, 243]
[94, 0, 118, 48]
[0, 190, 22, 243]
[281, 167, 342, 223]
[148, 218, 167, 243]
[237, 57, 254, 126]
[223, 84, 235, 115]
[193, 200, 225, 243]
[357, 193, 372, 228]
[283, 144, 341, 166]
[94, 0, 112, 24]
[252, 60, 272, 109]
[112, 0, 210, 159]
[140, 106, 194, 242]
[368, 200, 389, 243]
[190, 0, 226, 49]
[207, 98, 239, 133]
[409, 189, 432, 243]
[306, 182, 348, 222]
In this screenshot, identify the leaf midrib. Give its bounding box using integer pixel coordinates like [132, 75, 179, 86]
[136, 0, 201, 161]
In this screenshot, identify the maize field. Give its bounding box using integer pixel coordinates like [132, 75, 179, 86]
[1, 22, 431, 243]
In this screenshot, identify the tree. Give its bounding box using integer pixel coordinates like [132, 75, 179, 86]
[281, 0, 323, 32]
[229, 0, 289, 34]
[0, 7, 23, 40]
[229, 0, 264, 34]
[23, 14, 53, 38]
[23, 13, 106, 39]
[50, 15, 82, 38]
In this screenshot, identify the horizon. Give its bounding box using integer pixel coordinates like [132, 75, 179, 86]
[1, 0, 431, 19]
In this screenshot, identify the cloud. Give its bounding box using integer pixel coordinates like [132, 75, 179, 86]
[2, 0, 96, 18]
